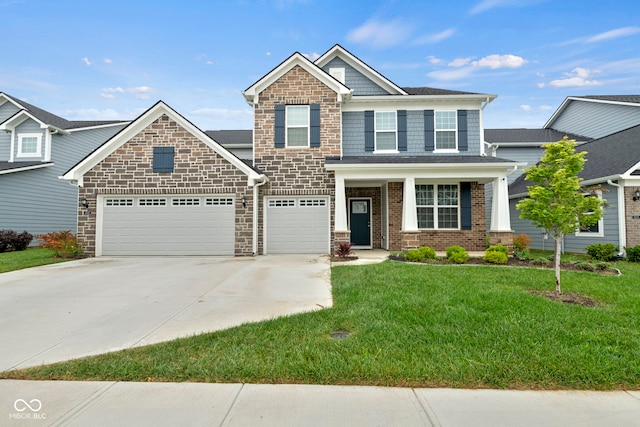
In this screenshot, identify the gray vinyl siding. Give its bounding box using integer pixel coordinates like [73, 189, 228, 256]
[0, 124, 126, 237]
[494, 147, 544, 184]
[509, 184, 619, 253]
[0, 102, 21, 160]
[342, 110, 481, 156]
[321, 57, 389, 95]
[551, 101, 640, 139]
[12, 119, 46, 161]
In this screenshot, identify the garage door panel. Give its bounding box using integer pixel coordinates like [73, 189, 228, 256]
[101, 196, 235, 256]
[266, 198, 329, 254]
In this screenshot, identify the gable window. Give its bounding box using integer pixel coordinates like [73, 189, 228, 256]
[375, 111, 397, 151]
[153, 146, 174, 173]
[286, 105, 310, 147]
[435, 111, 457, 151]
[576, 191, 603, 237]
[17, 134, 42, 157]
[416, 184, 459, 229]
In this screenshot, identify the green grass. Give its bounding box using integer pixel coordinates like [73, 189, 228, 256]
[0, 247, 70, 273]
[2, 261, 640, 390]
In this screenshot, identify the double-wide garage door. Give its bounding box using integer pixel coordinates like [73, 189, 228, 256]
[100, 195, 235, 256]
[265, 197, 329, 254]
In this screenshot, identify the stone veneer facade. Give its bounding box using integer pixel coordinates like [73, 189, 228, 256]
[253, 65, 342, 254]
[77, 114, 254, 256]
[625, 186, 640, 248]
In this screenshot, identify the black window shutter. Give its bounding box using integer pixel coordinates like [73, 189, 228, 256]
[153, 146, 174, 173]
[424, 110, 434, 151]
[274, 104, 285, 148]
[364, 110, 374, 152]
[458, 110, 468, 151]
[460, 182, 472, 230]
[397, 110, 407, 151]
[310, 103, 320, 147]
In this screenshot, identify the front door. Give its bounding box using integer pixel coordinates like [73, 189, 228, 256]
[349, 199, 371, 247]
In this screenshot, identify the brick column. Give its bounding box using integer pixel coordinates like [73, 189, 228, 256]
[489, 231, 513, 252]
[401, 231, 420, 251]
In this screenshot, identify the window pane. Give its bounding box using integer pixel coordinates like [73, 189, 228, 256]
[438, 207, 458, 228]
[287, 127, 308, 146]
[436, 131, 456, 149]
[416, 185, 434, 205]
[438, 185, 458, 205]
[286, 106, 308, 126]
[21, 137, 38, 153]
[417, 207, 434, 229]
[376, 132, 396, 150]
[376, 112, 396, 131]
[435, 111, 456, 130]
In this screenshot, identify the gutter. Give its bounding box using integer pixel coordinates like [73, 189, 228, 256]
[607, 179, 627, 256]
[252, 175, 269, 255]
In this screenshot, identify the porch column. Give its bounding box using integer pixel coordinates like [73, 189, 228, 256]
[334, 175, 348, 231]
[490, 177, 512, 231]
[402, 177, 418, 231]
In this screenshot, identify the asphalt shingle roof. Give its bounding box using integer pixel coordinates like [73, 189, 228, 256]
[205, 130, 252, 145]
[576, 95, 640, 105]
[326, 155, 519, 165]
[401, 87, 483, 96]
[509, 124, 640, 195]
[0, 161, 53, 172]
[484, 128, 589, 144]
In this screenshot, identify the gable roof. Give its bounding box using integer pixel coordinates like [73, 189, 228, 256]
[544, 95, 640, 129]
[314, 44, 407, 95]
[62, 101, 264, 185]
[485, 128, 589, 145]
[509, 124, 640, 196]
[243, 51, 352, 105]
[0, 161, 54, 175]
[205, 130, 252, 146]
[0, 92, 127, 131]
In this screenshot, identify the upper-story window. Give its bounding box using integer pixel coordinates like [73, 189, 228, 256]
[286, 105, 310, 147]
[375, 111, 397, 151]
[17, 133, 42, 157]
[435, 111, 457, 151]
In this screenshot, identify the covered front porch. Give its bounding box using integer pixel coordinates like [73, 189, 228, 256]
[326, 156, 524, 253]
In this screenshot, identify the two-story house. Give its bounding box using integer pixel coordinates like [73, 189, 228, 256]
[62, 45, 523, 256]
[0, 93, 128, 238]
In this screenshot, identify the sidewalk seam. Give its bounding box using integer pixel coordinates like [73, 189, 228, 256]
[51, 381, 117, 426]
[219, 383, 245, 426]
[412, 389, 441, 427]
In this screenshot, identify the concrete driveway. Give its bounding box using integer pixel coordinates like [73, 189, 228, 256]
[0, 255, 332, 372]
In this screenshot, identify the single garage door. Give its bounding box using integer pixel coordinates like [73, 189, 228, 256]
[265, 197, 329, 254]
[100, 195, 235, 256]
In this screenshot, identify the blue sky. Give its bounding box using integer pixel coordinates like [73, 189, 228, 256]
[1, 0, 639, 130]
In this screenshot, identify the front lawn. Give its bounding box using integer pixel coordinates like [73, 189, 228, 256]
[2, 261, 639, 389]
[0, 247, 70, 273]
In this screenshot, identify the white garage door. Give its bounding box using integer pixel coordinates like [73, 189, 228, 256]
[265, 197, 329, 254]
[100, 195, 235, 256]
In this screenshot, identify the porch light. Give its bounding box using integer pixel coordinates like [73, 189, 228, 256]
[634, 189, 640, 201]
[241, 197, 246, 208]
[81, 197, 89, 209]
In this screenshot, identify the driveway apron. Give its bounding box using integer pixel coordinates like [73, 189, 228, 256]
[0, 255, 332, 371]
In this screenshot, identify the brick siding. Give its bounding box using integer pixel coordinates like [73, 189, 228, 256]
[625, 187, 640, 248]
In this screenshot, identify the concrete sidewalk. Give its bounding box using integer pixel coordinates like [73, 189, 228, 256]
[2, 380, 639, 426]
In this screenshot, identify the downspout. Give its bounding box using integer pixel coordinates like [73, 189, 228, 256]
[607, 179, 626, 256]
[252, 175, 269, 255]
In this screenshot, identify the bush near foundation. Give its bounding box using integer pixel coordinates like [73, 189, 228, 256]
[585, 243, 617, 262]
[37, 231, 83, 258]
[446, 246, 469, 264]
[0, 230, 33, 253]
[625, 245, 640, 263]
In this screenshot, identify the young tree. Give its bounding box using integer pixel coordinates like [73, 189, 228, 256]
[516, 137, 603, 294]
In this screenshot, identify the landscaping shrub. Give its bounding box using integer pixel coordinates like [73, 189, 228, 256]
[625, 245, 640, 263]
[484, 250, 508, 264]
[446, 245, 468, 264]
[593, 261, 611, 272]
[585, 243, 618, 261]
[37, 231, 83, 258]
[531, 257, 550, 266]
[336, 241, 353, 258]
[512, 233, 531, 260]
[575, 261, 596, 272]
[0, 230, 33, 253]
[486, 244, 509, 255]
[417, 246, 436, 260]
[405, 246, 436, 262]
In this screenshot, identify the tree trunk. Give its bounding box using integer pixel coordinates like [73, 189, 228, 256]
[554, 236, 562, 295]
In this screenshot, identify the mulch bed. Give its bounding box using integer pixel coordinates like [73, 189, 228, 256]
[528, 290, 602, 307]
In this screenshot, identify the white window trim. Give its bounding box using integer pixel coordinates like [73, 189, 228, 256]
[576, 191, 604, 237]
[374, 111, 398, 153]
[285, 105, 310, 148]
[416, 183, 461, 230]
[16, 133, 42, 158]
[434, 110, 458, 153]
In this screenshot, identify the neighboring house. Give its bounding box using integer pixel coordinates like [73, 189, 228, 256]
[62, 45, 524, 257]
[205, 130, 252, 160]
[509, 124, 640, 253]
[0, 92, 128, 237]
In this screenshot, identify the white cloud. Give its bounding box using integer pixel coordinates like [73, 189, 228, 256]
[100, 86, 156, 99]
[302, 52, 320, 61]
[82, 57, 92, 66]
[449, 57, 472, 67]
[427, 55, 444, 65]
[266, 52, 271, 56]
[470, 0, 546, 15]
[549, 67, 601, 88]
[346, 19, 412, 48]
[104, 58, 112, 64]
[473, 54, 527, 69]
[520, 104, 532, 111]
[414, 28, 455, 45]
[585, 26, 640, 43]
